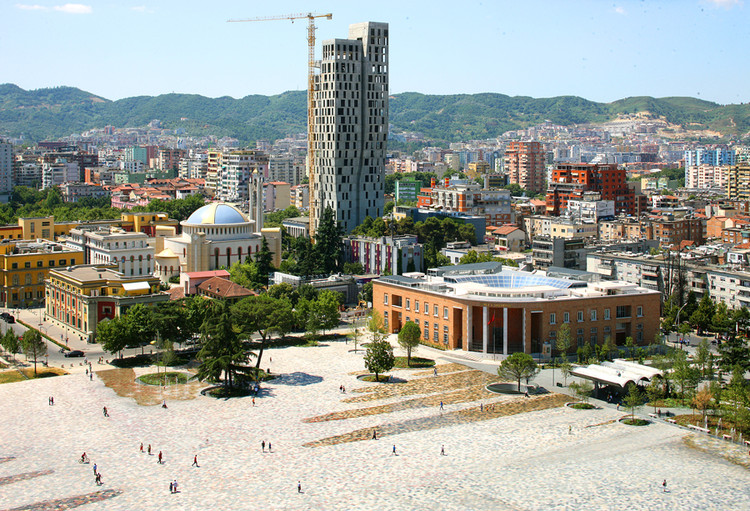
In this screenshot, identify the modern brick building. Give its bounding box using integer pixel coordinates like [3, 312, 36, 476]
[373, 263, 660, 357]
[546, 163, 635, 216]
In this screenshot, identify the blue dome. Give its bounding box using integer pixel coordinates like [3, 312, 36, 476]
[185, 203, 248, 225]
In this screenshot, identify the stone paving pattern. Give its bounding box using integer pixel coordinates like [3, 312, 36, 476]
[1, 339, 748, 510]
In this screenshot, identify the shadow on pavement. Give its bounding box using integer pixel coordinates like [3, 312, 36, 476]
[272, 372, 323, 386]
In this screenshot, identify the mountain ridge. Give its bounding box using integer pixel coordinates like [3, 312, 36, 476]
[1, 84, 748, 144]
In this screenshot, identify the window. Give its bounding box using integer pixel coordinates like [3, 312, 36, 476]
[37, 261, 43, 267]
[637, 331, 643, 342]
[636, 306, 643, 317]
[577, 311, 584, 322]
[443, 325, 449, 344]
[12, 275, 19, 286]
[24, 262, 30, 269]
[434, 305, 438, 317]
[577, 328, 585, 347]
[549, 313, 556, 325]
[383, 293, 388, 305]
[405, 298, 410, 310]
[616, 305, 631, 318]
[415, 301, 420, 313]
[423, 321, 429, 339]
[637, 323, 644, 331]
[424, 302, 428, 315]
[11, 263, 17, 269]
[590, 309, 597, 321]
[604, 308, 611, 320]
[604, 326, 611, 334]
[433, 323, 439, 341]
[59, 259, 66, 266]
[443, 307, 448, 319]
[405, 316, 410, 323]
[49, 260, 55, 267]
[563, 312, 570, 323]
[384, 311, 388, 329]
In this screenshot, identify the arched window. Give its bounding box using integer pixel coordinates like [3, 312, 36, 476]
[237, 247, 242, 261]
[226, 247, 232, 267]
[214, 248, 220, 268]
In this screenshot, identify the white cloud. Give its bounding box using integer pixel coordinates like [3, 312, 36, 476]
[16, 4, 49, 10]
[53, 3, 92, 14]
[704, 0, 742, 8]
[614, 6, 626, 15]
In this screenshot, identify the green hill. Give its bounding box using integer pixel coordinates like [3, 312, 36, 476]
[1, 84, 749, 144]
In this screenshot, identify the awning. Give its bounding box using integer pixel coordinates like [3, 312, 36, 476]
[122, 282, 151, 292]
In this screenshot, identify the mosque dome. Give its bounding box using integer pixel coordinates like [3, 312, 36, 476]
[185, 203, 248, 225]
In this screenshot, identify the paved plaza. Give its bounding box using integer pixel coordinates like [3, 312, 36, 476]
[1, 337, 749, 510]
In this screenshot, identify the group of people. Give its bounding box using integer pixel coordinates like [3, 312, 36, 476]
[261, 440, 272, 453]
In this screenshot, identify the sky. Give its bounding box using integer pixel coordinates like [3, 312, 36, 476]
[1, 0, 749, 105]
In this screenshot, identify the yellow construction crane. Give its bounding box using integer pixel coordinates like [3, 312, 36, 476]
[228, 12, 333, 237]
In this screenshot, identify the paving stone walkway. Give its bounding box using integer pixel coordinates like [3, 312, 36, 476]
[0, 338, 748, 510]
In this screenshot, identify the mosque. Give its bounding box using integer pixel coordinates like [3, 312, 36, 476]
[153, 203, 280, 283]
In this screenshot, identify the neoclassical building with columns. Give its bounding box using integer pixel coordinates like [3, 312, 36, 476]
[373, 262, 660, 357]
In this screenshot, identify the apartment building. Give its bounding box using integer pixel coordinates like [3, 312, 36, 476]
[503, 141, 546, 194]
[546, 163, 635, 216]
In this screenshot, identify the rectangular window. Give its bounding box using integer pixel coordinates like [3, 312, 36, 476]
[616, 305, 631, 318]
[423, 321, 429, 339]
[549, 313, 556, 325]
[563, 312, 570, 323]
[11, 262, 17, 269]
[405, 316, 410, 323]
[415, 301, 419, 313]
[590, 309, 597, 321]
[604, 308, 611, 320]
[405, 298, 410, 310]
[383, 293, 388, 305]
[424, 302, 428, 315]
[443, 307, 448, 319]
[443, 325, 449, 344]
[637, 331, 643, 342]
[433, 323, 439, 341]
[434, 305, 438, 317]
[577, 311, 584, 322]
[636, 306, 643, 317]
[590, 334, 598, 345]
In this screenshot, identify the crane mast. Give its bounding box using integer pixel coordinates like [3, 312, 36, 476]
[228, 12, 332, 237]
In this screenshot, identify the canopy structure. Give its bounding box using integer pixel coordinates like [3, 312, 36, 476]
[570, 359, 663, 389]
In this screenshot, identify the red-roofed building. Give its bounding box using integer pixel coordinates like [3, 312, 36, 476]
[489, 225, 525, 252]
[196, 276, 255, 302]
[180, 269, 231, 295]
[546, 163, 636, 216]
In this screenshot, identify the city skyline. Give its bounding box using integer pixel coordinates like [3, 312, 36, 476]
[2, 0, 748, 105]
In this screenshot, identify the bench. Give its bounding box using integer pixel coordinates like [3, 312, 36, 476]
[666, 418, 676, 424]
[648, 413, 658, 419]
[687, 424, 710, 433]
[744, 440, 750, 447]
[723, 434, 732, 441]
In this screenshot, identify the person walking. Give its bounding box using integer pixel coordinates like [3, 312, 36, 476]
[95, 472, 102, 485]
[102, 406, 108, 417]
[372, 429, 377, 440]
[169, 481, 174, 494]
[173, 480, 178, 493]
[392, 445, 397, 456]
[140, 443, 143, 453]
[662, 479, 667, 492]
[192, 455, 199, 467]
[268, 442, 272, 453]
[89, 372, 93, 381]
[147, 444, 152, 456]
[439, 401, 444, 411]
[48, 396, 54, 405]
[252, 397, 255, 407]
[434, 367, 438, 377]
[157, 451, 163, 464]
[261, 440, 266, 452]
[440, 445, 445, 456]
[93, 463, 97, 475]
[297, 481, 302, 493]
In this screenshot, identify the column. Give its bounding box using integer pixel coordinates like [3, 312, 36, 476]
[466, 306, 473, 351]
[482, 306, 488, 354]
[522, 309, 527, 354]
[503, 307, 509, 355]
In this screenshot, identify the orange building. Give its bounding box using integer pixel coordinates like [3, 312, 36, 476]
[504, 141, 546, 194]
[373, 264, 660, 357]
[546, 163, 635, 216]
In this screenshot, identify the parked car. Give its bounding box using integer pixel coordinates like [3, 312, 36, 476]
[64, 350, 84, 358]
[0, 312, 13, 323]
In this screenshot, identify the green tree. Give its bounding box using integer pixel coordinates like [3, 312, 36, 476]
[711, 302, 731, 333]
[722, 365, 749, 433]
[497, 352, 539, 392]
[343, 262, 365, 275]
[254, 236, 275, 287]
[623, 383, 643, 419]
[556, 323, 571, 360]
[197, 301, 248, 389]
[671, 355, 701, 405]
[232, 295, 293, 369]
[625, 336, 636, 361]
[689, 294, 715, 335]
[266, 282, 301, 307]
[315, 206, 344, 274]
[125, 304, 157, 354]
[646, 378, 663, 412]
[315, 290, 342, 334]
[599, 336, 615, 361]
[364, 338, 395, 382]
[96, 316, 133, 355]
[717, 334, 750, 373]
[21, 329, 46, 375]
[569, 379, 594, 404]
[397, 320, 421, 366]
[367, 309, 387, 343]
[559, 359, 573, 386]
[361, 281, 374, 304]
[695, 339, 711, 378]
[1, 329, 20, 362]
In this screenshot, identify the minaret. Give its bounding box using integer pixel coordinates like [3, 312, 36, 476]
[249, 170, 264, 231]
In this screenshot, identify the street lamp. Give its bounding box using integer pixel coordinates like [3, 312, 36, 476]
[674, 301, 690, 350]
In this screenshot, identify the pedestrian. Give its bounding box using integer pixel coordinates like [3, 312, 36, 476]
[339, 385, 343, 393]
[192, 455, 199, 467]
[86, 368, 89, 376]
[392, 445, 397, 456]
[48, 396, 54, 405]
[662, 479, 667, 492]
[268, 442, 272, 452]
[158, 451, 163, 464]
[148, 444, 152, 455]
[102, 406, 108, 417]
[440, 445, 445, 456]
[252, 397, 255, 407]
[439, 401, 444, 411]
[173, 480, 178, 493]
[140, 442, 143, 453]
[616, 403, 620, 411]
[480, 403, 483, 412]
[524, 391, 529, 398]
[297, 481, 302, 493]
[261, 440, 265, 452]
[434, 367, 438, 377]
[372, 429, 377, 440]
[568, 425, 572, 435]
[96, 472, 102, 485]
[169, 481, 174, 494]
[89, 372, 93, 381]
[93, 463, 97, 475]
[342, 385, 345, 393]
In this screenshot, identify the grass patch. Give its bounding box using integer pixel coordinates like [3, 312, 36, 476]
[138, 371, 189, 386]
[0, 367, 68, 384]
[206, 386, 252, 399]
[569, 402, 595, 410]
[267, 336, 321, 348]
[419, 340, 447, 351]
[622, 417, 649, 426]
[360, 374, 392, 383]
[393, 356, 435, 368]
[111, 354, 153, 368]
[647, 397, 691, 409]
